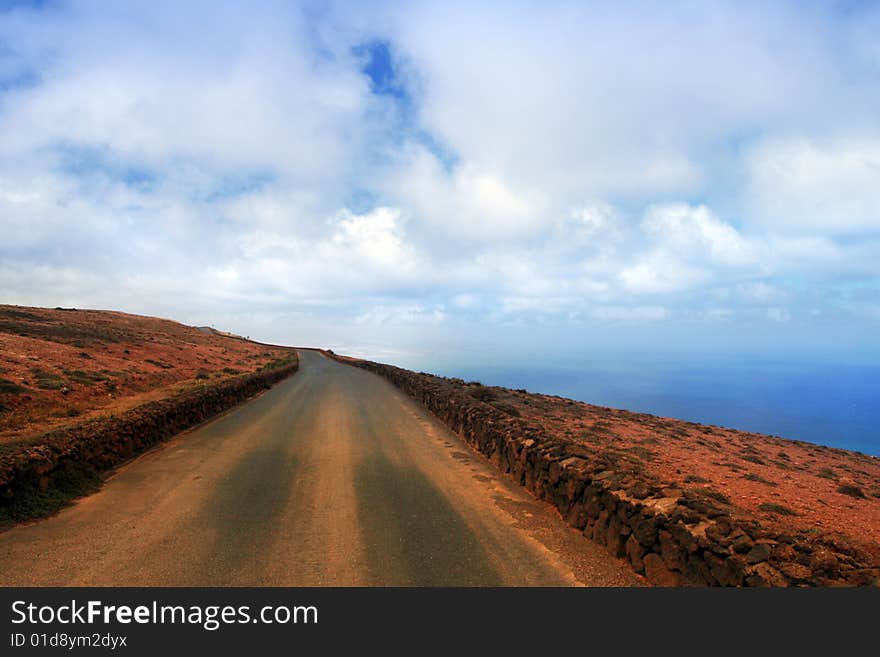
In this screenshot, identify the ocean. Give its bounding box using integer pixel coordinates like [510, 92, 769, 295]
[428, 357, 880, 457]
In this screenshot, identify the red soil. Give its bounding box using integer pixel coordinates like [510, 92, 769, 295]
[0, 305, 292, 445]
[479, 385, 880, 546]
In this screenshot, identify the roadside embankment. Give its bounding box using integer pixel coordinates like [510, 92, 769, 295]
[325, 352, 880, 587]
[0, 355, 298, 524]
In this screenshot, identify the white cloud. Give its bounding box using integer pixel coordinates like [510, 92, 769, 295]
[642, 203, 756, 267]
[379, 150, 545, 242]
[745, 138, 880, 233]
[569, 204, 615, 233]
[589, 305, 670, 322]
[1, 0, 879, 358]
[738, 282, 785, 304]
[355, 304, 446, 325]
[619, 203, 758, 294]
[619, 259, 707, 295]
[766, 307, 791, 322]
[330, 207, 413, 269]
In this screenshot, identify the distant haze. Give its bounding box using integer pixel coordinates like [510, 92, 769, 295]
[2, 1, 879, 371]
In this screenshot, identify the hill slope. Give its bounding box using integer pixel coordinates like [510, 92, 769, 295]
[0, 305, 292, 445]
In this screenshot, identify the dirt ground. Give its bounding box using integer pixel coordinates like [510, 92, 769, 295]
[444, 378, 880, 547]
[0, 305, 292, 445]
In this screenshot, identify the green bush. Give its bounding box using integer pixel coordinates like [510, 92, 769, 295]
[30, 368, 65, 390]
[758, 502, 797, 516]
[0, 378, 27, 394]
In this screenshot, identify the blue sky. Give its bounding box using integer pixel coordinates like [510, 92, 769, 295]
[1, 0, 879, 369]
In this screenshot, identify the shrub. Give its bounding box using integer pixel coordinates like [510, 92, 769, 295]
[30, 368, 65, 390]
[0, 378, 27, 394]
[491, 402, 521, 417]
[259, 354, 298, 372]
[467, 386, 497, 402]
[63, 369, 109, 385]
[837, 484, 866, 499]
[758, 502, 797, 516]
[744, 472, 777, 487]
[700, 488, 731, 505]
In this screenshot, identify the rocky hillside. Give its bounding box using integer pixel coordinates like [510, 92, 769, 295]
[0, 305, 293, 445]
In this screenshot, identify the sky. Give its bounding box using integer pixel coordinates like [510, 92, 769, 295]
[1, 0, 879, 370]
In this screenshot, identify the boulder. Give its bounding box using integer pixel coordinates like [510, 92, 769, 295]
[626, 534, 645, 573]
[644, 553, 682, 586]
[745, 542, 772, 564]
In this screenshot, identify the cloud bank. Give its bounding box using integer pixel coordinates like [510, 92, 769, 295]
[1, 0, 879, 365]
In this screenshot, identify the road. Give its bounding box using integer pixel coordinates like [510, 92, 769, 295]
[0, 350, 641, 586]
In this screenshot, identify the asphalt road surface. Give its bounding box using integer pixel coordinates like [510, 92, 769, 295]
[0, 350, 641, 586]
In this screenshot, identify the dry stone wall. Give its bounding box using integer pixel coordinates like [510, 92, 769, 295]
[0, 358, 298, 517]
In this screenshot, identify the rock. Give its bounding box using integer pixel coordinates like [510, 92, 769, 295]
[582, 520, 596, 540]
[731, 534, 754, 554]
[626, 482, 651, 499]
[771, 542, 797, 563]
[644, 553, 682, 586]
[845, 569, 880, 587]
[659, 530, 687, 571]
[596, 508, 610, 530]
[668, 522, 699, 553]
[713, 518, 732, 536]
[670, 507, 703, 525]
[681, 554, 717, 586]
[660, 487, 683, 498]
[564, 476, 585, 504]
[809, 549, 840, 578]
[631, 515, 658, 547]
[626, 534, 645, 573]
[644, 496, 678, 515]
[745, 562, 789, 587]
[706, 522, 733, 547]
[584, 495, 602, 519]
[745, 543, 772, 564]
[548, 460, 563, 485]
[777, 562, 812, 584]
[705, 551, 745, 586]
[565, 502, 588, 529]
[606, 525, 626, 558]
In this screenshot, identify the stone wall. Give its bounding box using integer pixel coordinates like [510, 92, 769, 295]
[328, 353, 879, 587]
[0, 357, 298, 518]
